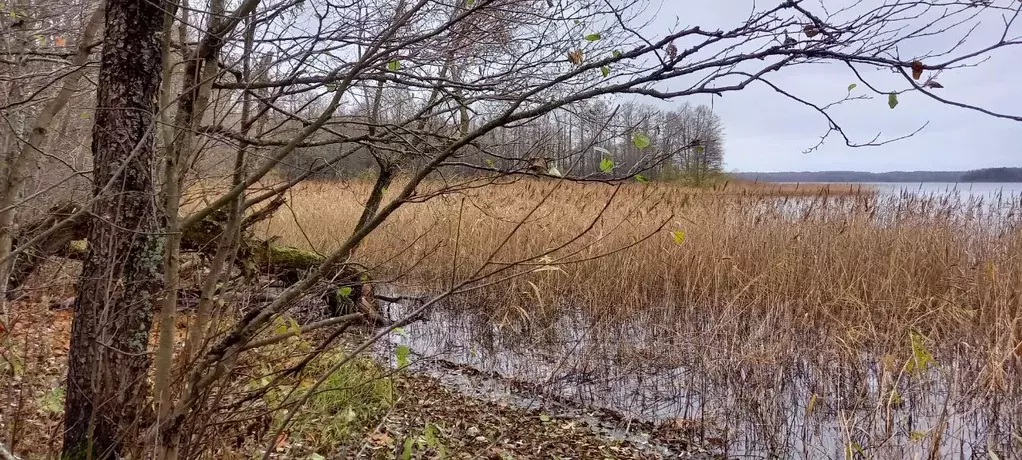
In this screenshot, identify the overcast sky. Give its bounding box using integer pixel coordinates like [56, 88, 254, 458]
[626, 0, 1021, 173]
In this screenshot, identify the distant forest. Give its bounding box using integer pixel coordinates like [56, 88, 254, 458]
[735, 167, 1022, 183]
[286, 100, 726, 183]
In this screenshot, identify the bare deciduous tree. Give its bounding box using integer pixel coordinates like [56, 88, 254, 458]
[60, 0, 165, 457]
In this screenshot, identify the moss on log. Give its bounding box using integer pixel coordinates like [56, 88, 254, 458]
[242, 241, 325, 285]
[259, 244, 324, 269]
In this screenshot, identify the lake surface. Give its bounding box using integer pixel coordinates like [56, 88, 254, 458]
[790, 182, 1022, 199]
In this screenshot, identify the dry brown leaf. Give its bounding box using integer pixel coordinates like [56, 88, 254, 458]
[911, 60, 924, 80]
[567, 49, 583, 65]
[370, 432, 393, 446]
[274, 432, 288, 451]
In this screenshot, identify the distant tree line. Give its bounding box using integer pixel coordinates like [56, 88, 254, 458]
[283, 99, 726, 183]
[960, 167, 1022, 182]
[737, 167, 1022, 183]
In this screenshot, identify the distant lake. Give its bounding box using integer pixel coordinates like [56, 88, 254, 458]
[785, 182, 1022, 199]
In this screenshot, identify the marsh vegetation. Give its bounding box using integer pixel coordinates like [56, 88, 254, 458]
[259, 178, 1022, 458]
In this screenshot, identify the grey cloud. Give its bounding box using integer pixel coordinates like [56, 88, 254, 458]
[637, 0, 1021, 172]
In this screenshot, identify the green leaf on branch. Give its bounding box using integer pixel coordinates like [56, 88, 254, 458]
[612, 50, 623, 58]
[585, 33, 601, 41]
[336, 286, 352, 297]
[888, 92, 899, 109]
[387, 60, 400, 71]
[599, 157, 614, 173]
[847, 83, 857, 91]
[631, 132, 651, 149]
[601, 65, 610, 77]
[635, 174, 649, 184]
[396, 344, 411, 368]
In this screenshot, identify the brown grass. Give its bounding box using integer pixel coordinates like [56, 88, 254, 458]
[710, 178, 875, 197]
[253, 178, 1022, 363]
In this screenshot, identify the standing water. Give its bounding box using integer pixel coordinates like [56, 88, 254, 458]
[374, 302, 1022, 459]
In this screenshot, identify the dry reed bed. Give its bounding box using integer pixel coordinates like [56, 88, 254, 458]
[254, 178, 1022, 364]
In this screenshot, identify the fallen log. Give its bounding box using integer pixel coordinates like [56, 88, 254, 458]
[6, 195, 367, 312]
[7, 202, 89, 295]
[15, 197, 386, 325]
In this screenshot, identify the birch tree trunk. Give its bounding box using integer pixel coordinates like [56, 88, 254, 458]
[61, 0, 166, 457]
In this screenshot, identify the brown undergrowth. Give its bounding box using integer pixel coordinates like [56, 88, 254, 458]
[0, 298, 679, 459]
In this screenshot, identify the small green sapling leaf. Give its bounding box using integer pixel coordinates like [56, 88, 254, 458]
[599, 157, 614, 173]
[631, 132, 651, 149]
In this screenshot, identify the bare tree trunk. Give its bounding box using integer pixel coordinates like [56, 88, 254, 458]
[0, 5, 104, 301]
[62, 0, 166, 457]
[0, 0, 31, 319]
[151, 2, 183, 452]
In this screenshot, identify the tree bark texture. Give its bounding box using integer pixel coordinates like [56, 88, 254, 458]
[62, 0, 165, 457]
